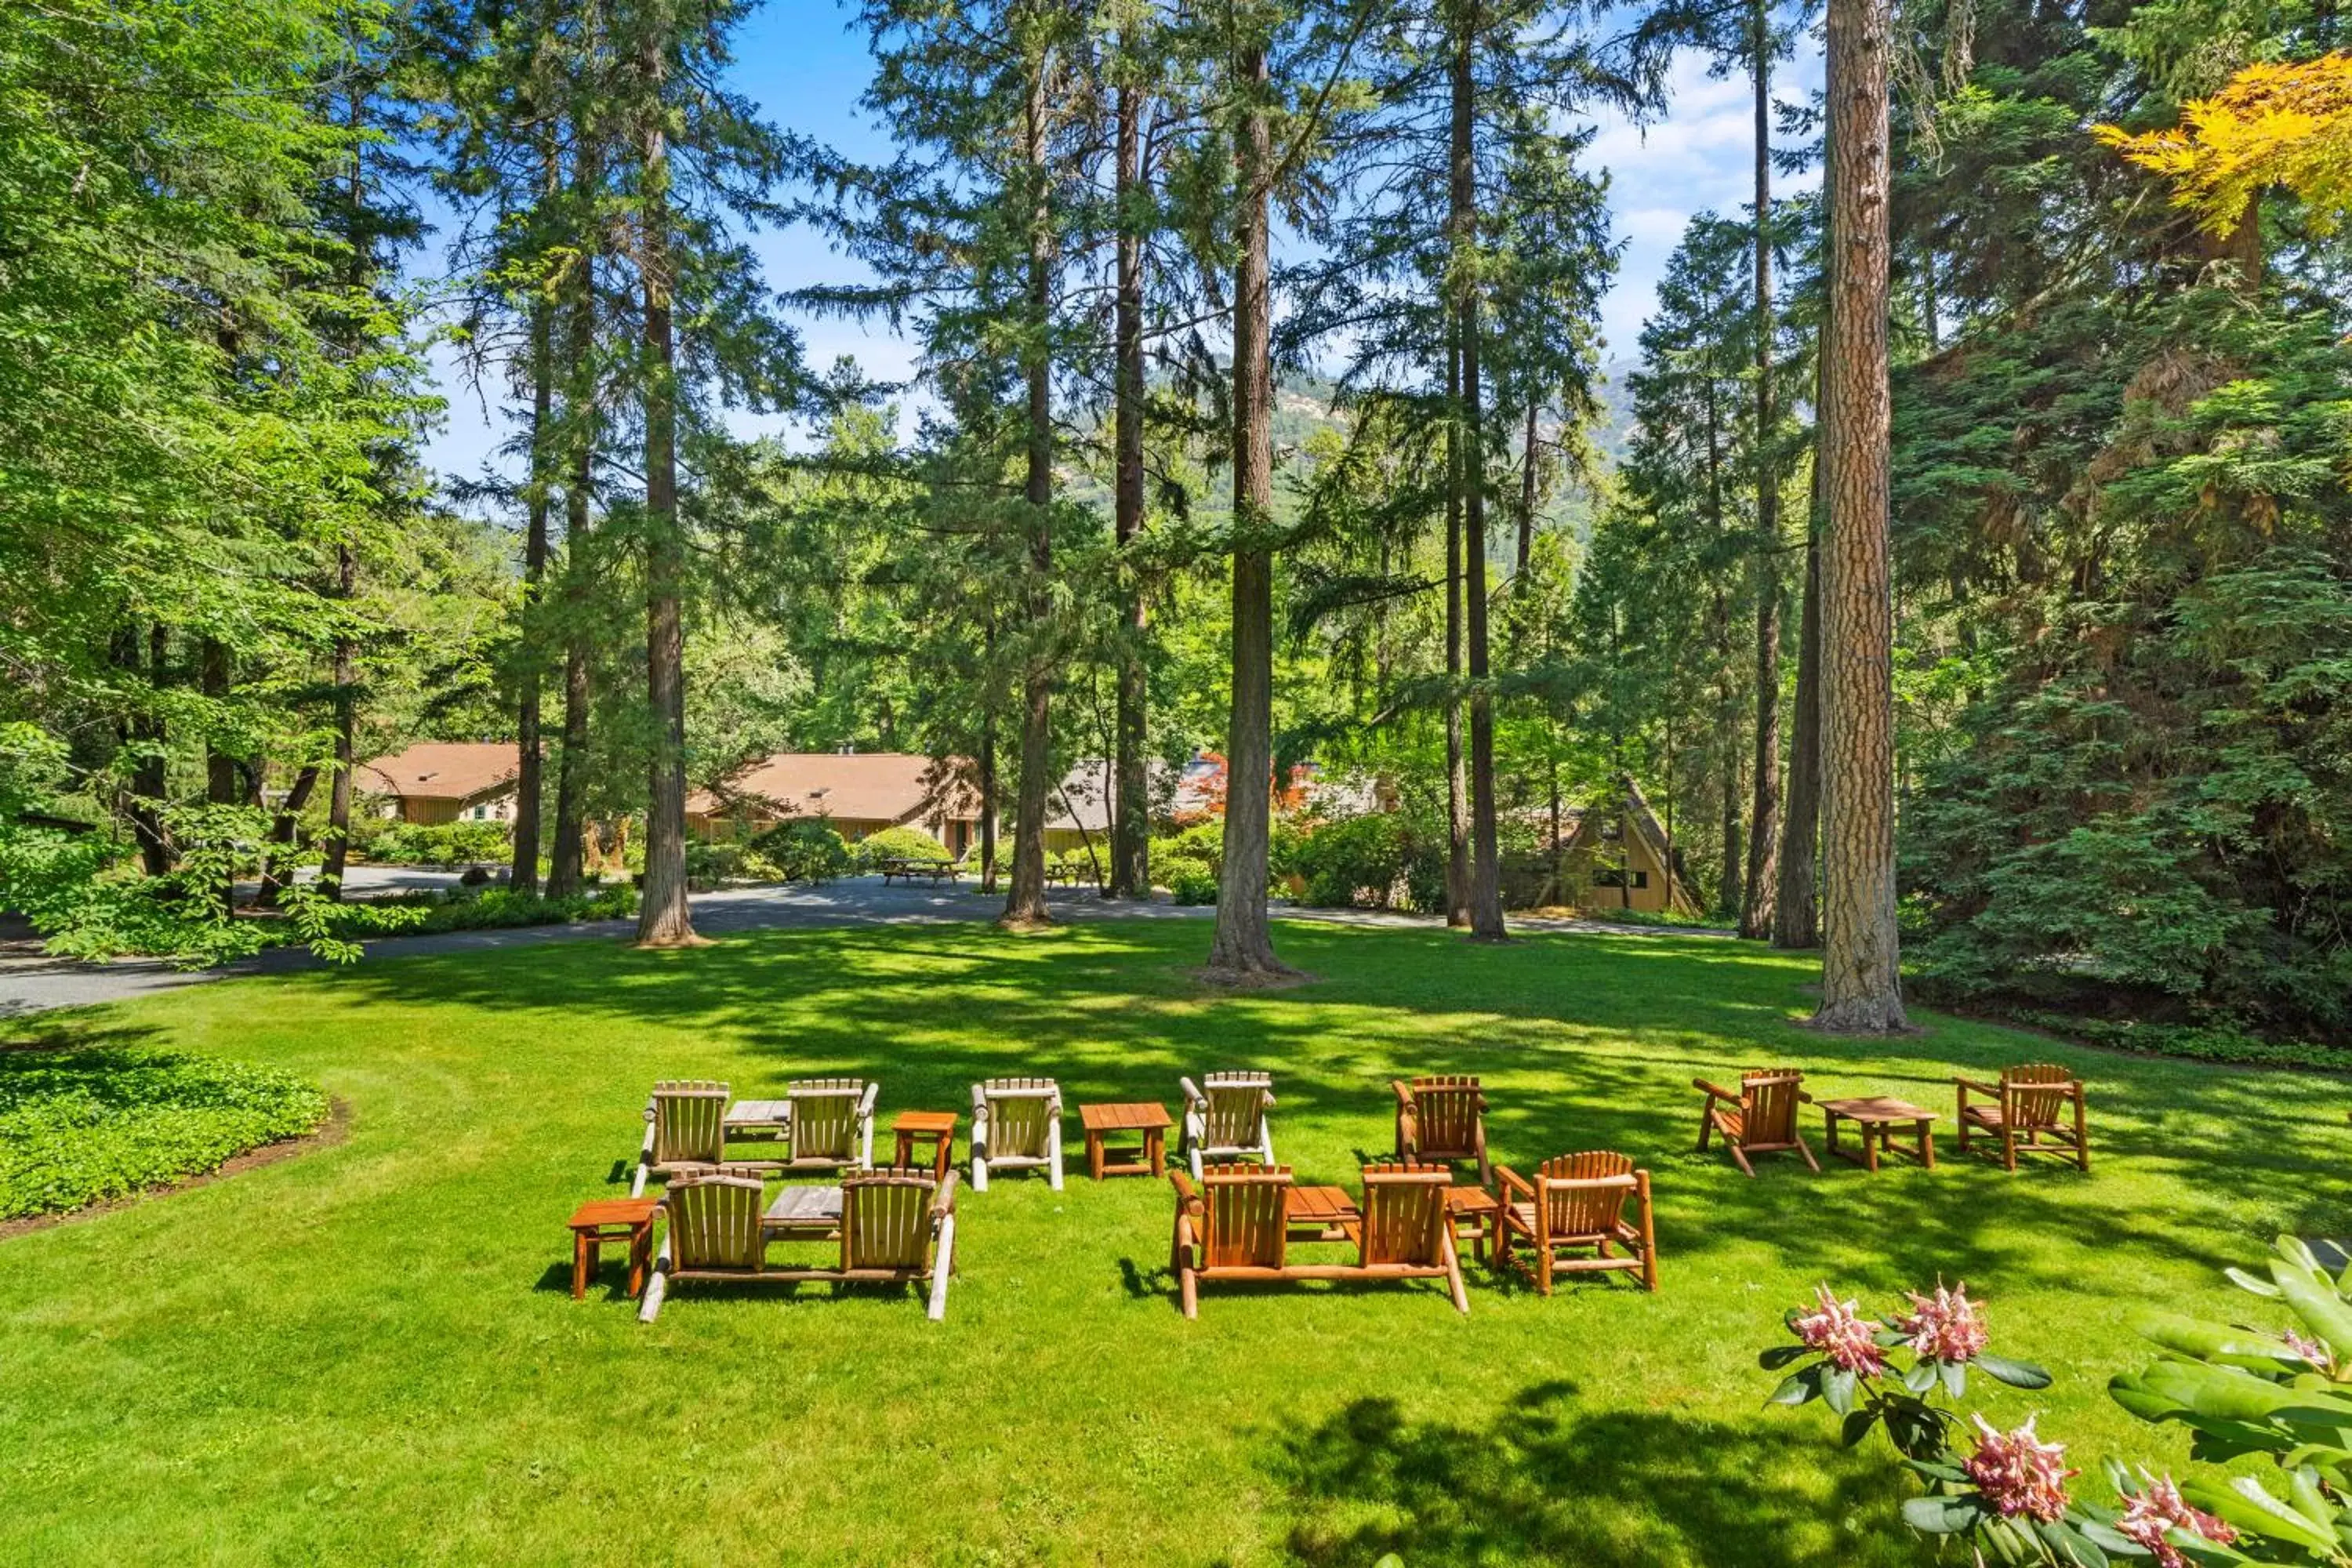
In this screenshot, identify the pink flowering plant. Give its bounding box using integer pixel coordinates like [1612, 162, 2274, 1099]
[1762, 1279, 2050, 1459]
[1766, 1242, 2352, 1566]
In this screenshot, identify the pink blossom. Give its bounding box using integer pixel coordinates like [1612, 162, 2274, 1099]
[1962, 1414, 2074, 1523]
[2283, 1329, 2337, 1375]
[1792, 1286, 1886, 1377]
[1898, 1280, 1989, 1363]
[2117, 1472, 2235, 1568]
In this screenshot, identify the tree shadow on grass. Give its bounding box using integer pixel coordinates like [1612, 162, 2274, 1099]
[1260, 1382, 1907, 1568]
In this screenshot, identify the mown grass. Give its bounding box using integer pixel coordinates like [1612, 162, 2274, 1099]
[0, 918, 2341, 1565]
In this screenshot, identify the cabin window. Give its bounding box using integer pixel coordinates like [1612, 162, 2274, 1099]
[1592, 868, 1649, 890]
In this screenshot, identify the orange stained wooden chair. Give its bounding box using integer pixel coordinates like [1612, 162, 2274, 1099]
[1956, 1065, 2089, 1172]
[1167, 1163, 1468, 1317]
[1694, 1069, 1819, 1177]
[1494, 1151, 1658, 1294]
[1392, 1076, 1490, 1185]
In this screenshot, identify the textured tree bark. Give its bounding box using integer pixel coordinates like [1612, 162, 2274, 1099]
[978, 713, 999, 895]
[1443, 335, 1469, 928]
[1704, 371, 1743, 921]
[321, 550, 357, 898]
[1108, 72, 1151, 901]
[1774, 484, 1823, 948]
[1516, 397, 1538, 574]
[511, 293, 552, 898]
[1206, 41, 1290, 980]
[546, 169, 599, 903]
[1740, 7, 1783, 940]
[1001, 77, 1056, 930]
[1453, 15, 1504, 941]
[252, 765, 320, 909]
[128, 624, 173, 877]
[1813, 0, 1907, 1029]
[633, 29, 696, 949]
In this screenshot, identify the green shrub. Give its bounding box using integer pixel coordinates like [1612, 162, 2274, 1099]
[853, 824, 951, 871]
[326, 884, 636, 938]
[0, 1044, 330, 1220]
[1168, 869, 1218, 905]
[1292, 812, 1409, 909]
[1152, 820, 1223, 891]
[751, 818, 851, 882]
[357, 819, 510, 866]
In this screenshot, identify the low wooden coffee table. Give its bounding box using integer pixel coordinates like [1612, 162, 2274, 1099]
[892, 1110, 958, 1181]
[1818, 1096, 1940, 1171]
[568, 1196, 660, 1300]
[763, 1184, 844, 1240]
[1078, 1102, 1172, 1179]
[1286, 1185, 1361, 1242]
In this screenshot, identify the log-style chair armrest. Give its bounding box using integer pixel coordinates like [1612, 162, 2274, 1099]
[931, 1171, 960, 1217]
[1392, 1080, 1416, 1110]
[969, 1082, 989, 1119]
[856, 1082, 880, 1119]
[1954, 1076, 2002, 1098]
[1178, 1076, 1206, 1112]
[1796, 1088, 1815, 1103]
[1494, 1164, 1536, 1200]
[1693, 1077, 1741, 1105]
[1550, 1173, 1638, 1194]
[1259, 1088, 1276, 1108]
[1167, 1169, 1203, 1213]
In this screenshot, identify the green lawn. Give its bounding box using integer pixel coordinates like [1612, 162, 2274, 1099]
[1, 920, 2339, 1565]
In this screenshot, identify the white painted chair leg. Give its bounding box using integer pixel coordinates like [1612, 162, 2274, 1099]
[630, 1163, 648, 1199]
[1047, 1119, 1064, 1192]
[1261, 1128, 1276, 1165]
[927, 1216, 954, 1320]
[971, 1149, 989, 1192]
[637, 1239, 673, 1323]
[1189, 1146, 1203, 1182]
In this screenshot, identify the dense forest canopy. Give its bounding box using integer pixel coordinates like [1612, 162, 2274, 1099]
[1, 0, 2347, 1034]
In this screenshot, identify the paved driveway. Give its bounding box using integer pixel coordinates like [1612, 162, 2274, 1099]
[0, 877, 1722, 1018]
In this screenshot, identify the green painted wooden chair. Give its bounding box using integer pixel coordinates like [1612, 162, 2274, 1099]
[969, 1077, 1063, 1191]
[1178, 1071, 1276, 1180]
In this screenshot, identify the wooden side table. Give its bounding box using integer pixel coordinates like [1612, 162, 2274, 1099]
[568, 1196, 660, 1300]
[1285, 1185, 1361, 1242]
[1444, 1185, 1501, 1265]
[892, 1111, 958, 1181]
[1818, 1097, 1939, 1172]
[1078, 1102, 1172, 1179]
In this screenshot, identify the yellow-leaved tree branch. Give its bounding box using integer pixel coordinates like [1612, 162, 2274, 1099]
[2096, 53, 2352, 235]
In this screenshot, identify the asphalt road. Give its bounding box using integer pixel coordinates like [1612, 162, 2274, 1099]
[0, 874, 1722, 1018]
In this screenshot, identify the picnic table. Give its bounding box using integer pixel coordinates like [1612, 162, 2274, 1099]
[878, 855, 960, 887]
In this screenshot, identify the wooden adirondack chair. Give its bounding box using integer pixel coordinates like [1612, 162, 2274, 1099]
[1695, 1069, 1818, 1177]
[1392, 1076, 1490, 1185]
[969, 1077, 1063, 1191]
[1349, 1163, 1470, 1314]
[783, 1078, 877, 1172]
[1167, 1163, 1469, 1317]
[1178, 1072, 1276, 1180]
[1494, 1151, 1658, 1294]
[636, 1173, 764, 1320]
[638, 1171, 956, 1321]
[1957, 1065, 2089, 1172]
[633, 1081, 786, 1196]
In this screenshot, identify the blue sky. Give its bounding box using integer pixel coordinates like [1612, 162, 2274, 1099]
[419, 8, 1823, 485]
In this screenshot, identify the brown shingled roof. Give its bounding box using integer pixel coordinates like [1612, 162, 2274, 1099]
[687, 753, 980, 826]
[355, 742, 521, 804]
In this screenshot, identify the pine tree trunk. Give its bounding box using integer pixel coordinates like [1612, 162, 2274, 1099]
[1109, 74, 1151, 902]
[1516, 397, 1538, 573]
[512, 295, 552, 897]
[1704, 372, 1743, 920]
[321, 551, 356, 897]
[1813, 0, 1906, 1029]
[1443, 333, 1469, 927]
[1740, 15, 1783, 940]
[978, 712, 999, 894]
[546, 157, 599, 903]
[130, 624, 172, 877]
[633, 29, 695, 949]
[1774, 481, 1823, 948]
[1452, 14, 1504, 940]
[253, 766, 321, 908]
[1002, 78, 1056, 930]
[1206, 40, 1290, 980]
